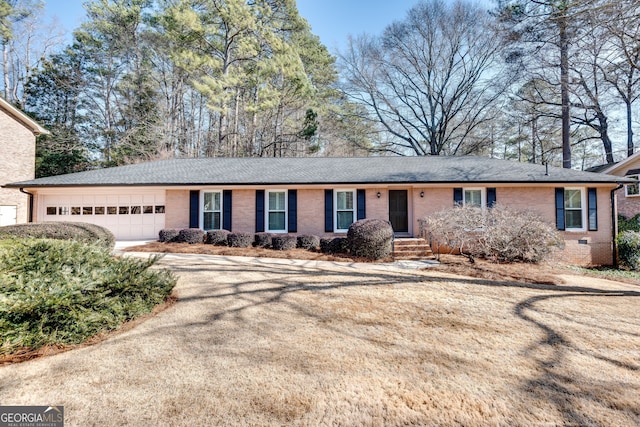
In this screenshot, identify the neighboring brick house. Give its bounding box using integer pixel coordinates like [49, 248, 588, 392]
[589, 154, 640, 220]
[0, 97, 49, 225]
[5, 156, 632, 265]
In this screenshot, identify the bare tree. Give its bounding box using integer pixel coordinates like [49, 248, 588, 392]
[339, 0, 505, 156]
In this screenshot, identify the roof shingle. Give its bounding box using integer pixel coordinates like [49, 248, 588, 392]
[4, 156, 631, 188]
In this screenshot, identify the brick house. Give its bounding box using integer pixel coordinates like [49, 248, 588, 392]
[4, 156, 631, 265]
[0, 97, 49, 225]
[588, 154, 640, 220]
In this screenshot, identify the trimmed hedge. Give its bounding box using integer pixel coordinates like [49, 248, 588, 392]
[254, 232, 273, 248]
[0, 222, 115, 250]
[177, 228, 205, 244]
[159, 228, 180, 243]
[347, 219, 393, 260]
[272, 235, 297, 251]
[297, 235, 320, 250]
[228, 232, 253, 248]
[320, 237, 349, 254]
[205, 230, 230, 246]
[617, 230, 640, 270]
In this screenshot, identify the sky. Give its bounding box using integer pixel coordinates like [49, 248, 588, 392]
[42, 0, 484, 52]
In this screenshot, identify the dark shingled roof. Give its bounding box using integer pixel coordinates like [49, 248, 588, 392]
[4, 156, 632, 188]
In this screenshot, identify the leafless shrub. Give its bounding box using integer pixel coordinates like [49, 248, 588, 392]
[419, 205, 563, 263]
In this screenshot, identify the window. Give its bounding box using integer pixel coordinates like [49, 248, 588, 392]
[564, 188, 584, 230]
[58, 207, 69, 215]
[203, 192, 222, 230]
[131, 206, 142, 214]
[267, 190, 287, 232]
[119, 206, 129, 215]
[83, 207, 93, 215]
[335, 190, 356, 232]
[71, 207, 81, 215]
[155, 205, 165, 214]
[107, 207, 117, 215]
[625, 175, 639, 197]
[464, 189, 483, 207]
[143, 206, 153, 214]
[95, 207, 105, 215]
[46, 207, 57, 215]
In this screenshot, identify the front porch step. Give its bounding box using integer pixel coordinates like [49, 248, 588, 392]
[392, 238, 434, 260]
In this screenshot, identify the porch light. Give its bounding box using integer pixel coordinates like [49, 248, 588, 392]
[420, 191, 424, 198]
[377, 192, 381, 198]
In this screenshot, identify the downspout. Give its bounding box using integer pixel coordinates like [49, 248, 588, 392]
[19, 188, 34, 223]
[611, 184, 624, 268]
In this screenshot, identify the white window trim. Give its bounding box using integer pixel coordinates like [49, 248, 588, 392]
[266, 189, 288, 233]
[564, 187, 587, 232]
[200, 190, 223, 231]
[334, 189, 357, 233]
[463, 187, 486, 209]
[625, 175, 639, 197]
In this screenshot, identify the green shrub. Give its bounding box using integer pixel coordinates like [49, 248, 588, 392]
[159, 228, 180, 243]
[0, 239, 175, 355]
[205, 230, 230, 245]
[272, 235, 297, 251]
[297, 235, 320, 250]
[320, 237, 349, 254]
[0, 222, 115, 250]
[617, 231, 640, 270]
[254, 232, 273, 248]
[228, 232, 253, 248]
[618, 214, 640, 233]
[177, 228, 204, 244]
[347, 219, 394, 260]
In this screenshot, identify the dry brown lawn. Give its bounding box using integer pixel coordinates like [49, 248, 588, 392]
[0, 252, 638, 426]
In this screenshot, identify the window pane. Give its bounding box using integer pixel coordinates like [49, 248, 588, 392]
[565, 210, 583, 229]
[155, 205, 165, 214]
[565, 189, 582, 209]
[337, 191, 353, 210]
[204, 193, 213, 210]
[337, 211, 354, 230]
[465, 190, 482, 207]
[107, 207, 117, 215]
[95, 207, 105, 215]
[626, 177, 639, 196]
[83, 207, 93, 215]
[46, 207, 56, 215]
[268, 212, 285, 230]
[131, 206, 142, 214]
[59, 207, 69, 215]
[71, 207, 81, 215]
[269, 192, 285, 211]
[143, 206, 153, 214]
[204, 212, 221, 230]
[119, 206, 129, 215]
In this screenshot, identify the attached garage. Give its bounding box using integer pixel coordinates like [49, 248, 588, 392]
[37, 189, 165, 240]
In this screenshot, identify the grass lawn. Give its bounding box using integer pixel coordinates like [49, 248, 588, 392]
[0, 252, 638, 426]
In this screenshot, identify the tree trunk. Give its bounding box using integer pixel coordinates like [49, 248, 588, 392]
[559, 9, 571, 169]
[627, 99, 634, 157]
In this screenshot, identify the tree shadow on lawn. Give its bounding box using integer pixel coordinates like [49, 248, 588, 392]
[156, 254, 640, 418]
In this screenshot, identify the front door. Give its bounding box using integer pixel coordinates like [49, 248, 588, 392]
[389, 190, 408, 233]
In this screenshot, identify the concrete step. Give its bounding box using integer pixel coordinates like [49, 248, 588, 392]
[393, 238, 435, 260]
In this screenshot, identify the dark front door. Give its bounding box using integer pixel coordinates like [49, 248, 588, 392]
[389, 190, 408, 233]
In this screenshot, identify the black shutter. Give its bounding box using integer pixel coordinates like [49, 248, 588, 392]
[189, 190, 199, 228]
[255, 190, 265, 233]
[288, 190, 297, 233]
[325, 189, 333, 232]
[487, 188, 497, 208]
[453, 188, 463, 206]
[588, 188, 597, 231]
[223, 190, 232, 231]
[555, 188, 565, 230]
[357, 189, 366, 220]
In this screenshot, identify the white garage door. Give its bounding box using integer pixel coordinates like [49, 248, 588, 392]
[0, 205, 17, 226]
[40, 192, 165, 240]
